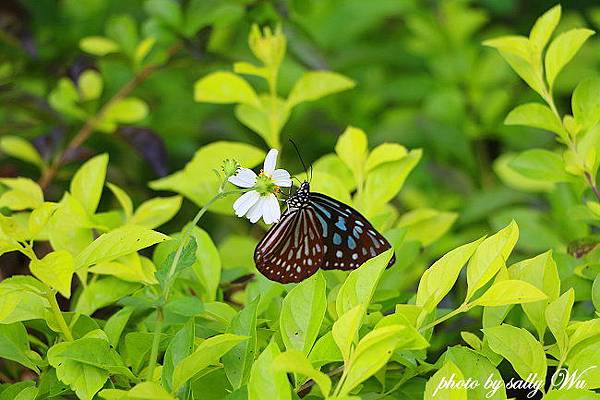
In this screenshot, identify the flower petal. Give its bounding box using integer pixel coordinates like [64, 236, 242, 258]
[228, 168, 257, 188]
[272, 169, 292, 187]
[263, 149, 278, 175]
[246, 196, 267, 224]
[232, 190, 260, 217]
[262, 194, 281, 224]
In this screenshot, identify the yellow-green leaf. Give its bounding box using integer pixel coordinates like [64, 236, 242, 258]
[473, 280, 547, 306]
[194, 71, 260, 107]
[505, 103, 566, 140]
[466, 220, 519, 301]
[129, 196, 182, 229]
[71, 154, 109, 216]
[0, 136, 44, 168]
[424, 361, 467, 400]
[79, 70, 103, 101]
[273, 350, 331, 397]
[335, 126, 368, 186]
[545, 28, 595, 90]
[529, 5, 561, 54]
[287, 71, 355, 108]
[30, 251, 74, 298]
[80, 36, 120, 56]
[0, 178, 44, 211]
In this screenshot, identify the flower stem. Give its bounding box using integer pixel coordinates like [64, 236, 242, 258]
[45, 288, 74, 342]
[145, 188, 242, 380]
[146, 308, 163, 381]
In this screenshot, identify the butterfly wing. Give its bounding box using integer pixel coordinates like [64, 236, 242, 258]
[309, 192, 396, 270]
[254, 207, 325, 283]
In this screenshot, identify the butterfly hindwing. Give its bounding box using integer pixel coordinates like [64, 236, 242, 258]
[309, 192, 395, 271]
[254, 207, 324, 283]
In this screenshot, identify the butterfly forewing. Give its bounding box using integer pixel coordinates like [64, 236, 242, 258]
[254, 207, 324, 283]
[310, 193, 395, 270]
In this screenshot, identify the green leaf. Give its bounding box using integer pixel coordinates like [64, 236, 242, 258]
[103, 306, 134, 347]
[287, 71, 355, 108]
[308, 332, 342, 368]
[483, 324, 546, 383]
[374, 313, 429, 350]
[360, 149, 422, 214]
[0, 178, 44, 211]
[78, 70, 103, 101]
[0, 136, 44, 168]
[424, 361, 467, 400]
[162, 319, 194, 393]
[445, 346, 506, 400]
[75, 277, 140, 315]
[0, 322, 39, 372]
[505, 103, 566, 140]
[71, 154, 108, 216]
[155, 237, 197, 289]
[466, 220, 519, 301]
[100, 382, 175, 400]
[280, 271, 327, 355]
[29, 202, 57, 237]
[472, 280, 547, 306]
[545, 288, 574, 356]
[416, 237, 482, 317]
[223, 297, 259, 389]
[172, 333, 247, 391]
[484, 36, 546, 96]
[189, 228, 221, 301]
[365, 143, 408, 172]
[572, 77, 600, 130]
[248, 341, 291, 400]
[565, 336, 600, 389]
[29, 250, 74, 298]
[79, 36, 120, 56]
[593, 274, 600, 312]
[508, 251, 560, 339]
[76, 224, 169, 270]
[129, 196, 182, 229]
[0, 276, 48, 323]
[48, 337, 134, 400]
[274, 350, 331, 397]
[397, 208, 458, 246]
[529, 5, 561, 54]
[545, 28, 595, 90]
[149, 141, 264, 214]
[568, 319, 600, 350]
[336, 249, 393, 316]
[234, 95, 289, 148]
[107, 183, 133, 220]
[335, 126, 368, 185]
[103, 97, 148, 124]
[508, 149, 568, 182]
[105, 14, 138, 57]
[145, 0, 183, 29]
[194, 72, 260, 107]
[332, 305, 364, 363]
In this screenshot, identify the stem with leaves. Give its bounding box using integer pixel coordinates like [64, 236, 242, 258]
[38, 43, 182, 190]
[145, 184, 246, 381]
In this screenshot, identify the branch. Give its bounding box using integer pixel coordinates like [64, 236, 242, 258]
[38, 42, 182, 189]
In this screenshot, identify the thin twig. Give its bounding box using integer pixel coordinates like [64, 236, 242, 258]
[585, 172, 600, 202]
[38, 43, 182, 189]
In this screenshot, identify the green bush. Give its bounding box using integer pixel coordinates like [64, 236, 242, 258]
[0, 1, 599, 399]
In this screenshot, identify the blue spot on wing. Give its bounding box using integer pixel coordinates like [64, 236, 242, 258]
[347, 236, 356, 249]
[335, 217, 346, 231]
[333, 233, 342, 245]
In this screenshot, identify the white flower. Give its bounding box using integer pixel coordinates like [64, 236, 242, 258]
[228, 149, 292, 224]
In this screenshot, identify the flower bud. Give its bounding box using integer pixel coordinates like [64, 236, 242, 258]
[222, 159, 240, 178]
[248, 24, 286, 68]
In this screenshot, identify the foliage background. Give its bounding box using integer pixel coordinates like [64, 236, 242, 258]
[1, 0, 600, 399]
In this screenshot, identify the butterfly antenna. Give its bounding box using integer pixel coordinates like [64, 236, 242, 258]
[289, 138, 309, 182]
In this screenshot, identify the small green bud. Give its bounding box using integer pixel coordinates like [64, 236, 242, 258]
[222, 159, 240, 178]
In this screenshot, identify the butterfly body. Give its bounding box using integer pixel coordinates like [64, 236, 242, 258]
[254, 182, 395, 283]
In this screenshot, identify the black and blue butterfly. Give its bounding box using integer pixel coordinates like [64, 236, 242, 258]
[254, 180, 396, 283]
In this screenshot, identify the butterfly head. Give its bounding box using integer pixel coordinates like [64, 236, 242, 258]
[286, 181, 310, 209]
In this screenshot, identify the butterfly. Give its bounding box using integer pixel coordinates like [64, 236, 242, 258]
[254, 181, 396, 283]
